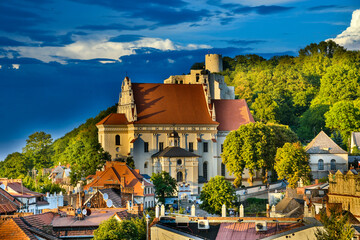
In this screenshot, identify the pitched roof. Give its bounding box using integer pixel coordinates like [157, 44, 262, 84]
[0, 187, 21, 214]
[99, 188, 122, 208]
[96, 113, 128, 125]
[22, 212, 56, 230]
[212, 99, 255, 131]
[152, 147, 199, 158]
[0, 181, 43, 198]
[132, 83, 218, 125]
[83, 161, 152, 196]
[305, 131, 347, 154]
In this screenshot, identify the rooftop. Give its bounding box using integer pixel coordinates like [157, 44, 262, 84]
[305, 131, 347, 154]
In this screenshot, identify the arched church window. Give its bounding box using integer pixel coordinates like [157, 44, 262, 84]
[115, 135, 120, 145]
[318, 159, 324, 170]
[331, 159, 336, 171]
[203, 162, 208, 180]
[177, 172, 183, 182]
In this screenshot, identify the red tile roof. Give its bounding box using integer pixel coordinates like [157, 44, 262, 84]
[84, 161, 152, 196]
[0, 181, 43, 198]
[0, 218, 35, 240]
[22, 212, 56, 230]
[131, 83, 218, 125]
[212, 99, 255, 131]
[96, 113, 128, 126]
[0, 187, 21, 214]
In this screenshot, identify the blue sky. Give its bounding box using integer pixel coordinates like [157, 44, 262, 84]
[1, 0, 360, 161]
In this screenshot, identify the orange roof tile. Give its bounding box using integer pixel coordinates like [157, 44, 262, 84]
[96, 113, 128, 125]
[212, 99, 255, 131]
[132, 83, 218, 125]
[0, 218, 34, 240]
[84, 161, 152, 196]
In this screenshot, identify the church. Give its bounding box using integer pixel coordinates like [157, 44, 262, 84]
[96, 54, 255, 197]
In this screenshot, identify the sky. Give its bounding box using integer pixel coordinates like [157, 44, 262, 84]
[1, 0, 360, 161]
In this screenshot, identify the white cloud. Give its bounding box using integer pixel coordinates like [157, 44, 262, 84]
[6, 37, 212, 64]
[329, 9, 360, 50]
[12, 64, 20, 69]
[222, 0, 302, 7]
[167, 58, 175, 63]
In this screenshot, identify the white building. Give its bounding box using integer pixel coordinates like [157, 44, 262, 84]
[305, 131, 348, 179]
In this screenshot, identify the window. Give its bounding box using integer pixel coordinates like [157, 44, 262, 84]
[189, 142, 194, 152]
[180, 80, 183, 84]
[159, 142, 164, 151]
[115, 135, 120, 145]
[196, 74, 199, 82]
[144, 142, 149, 152]
[177, 159, 182, 165]
[331, 159, 336, 171]
[221, 163, 226, 176]
[177, 172, 183, 182]
[221, 144, 223, 153]
[144, 162, 148, 168]
[318, 159, 324, 170]
[116, 147, 120, 152]
[203, 162, 208, 180]
[203, 142, 208, 152]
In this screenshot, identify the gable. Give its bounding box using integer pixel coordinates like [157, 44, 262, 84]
[305, 131, 347, 154]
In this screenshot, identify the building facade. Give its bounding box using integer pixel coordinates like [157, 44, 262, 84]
[96, 54, 255, 196]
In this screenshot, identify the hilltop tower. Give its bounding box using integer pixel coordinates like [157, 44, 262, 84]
[205, 54, 223, 73]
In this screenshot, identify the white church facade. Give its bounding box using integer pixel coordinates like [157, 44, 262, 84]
[96, 54, 255, 197]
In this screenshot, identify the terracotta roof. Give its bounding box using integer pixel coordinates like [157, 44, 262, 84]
[0, 181, 43, 198]
[212, 99, 255, 131]
[113, 210, 142, 220]
[84, 161, 152, 196]
[22, 212, 56, 230]
[152, 147, 199, 158]
[0, 187, 21, 214]
[132, 83, 218, 125]
[0, 203, 18, 214]
[96, 113, 128, 125]
[305, 131, 347, 154]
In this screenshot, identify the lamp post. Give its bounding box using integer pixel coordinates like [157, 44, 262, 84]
[146, 214, 150, 240]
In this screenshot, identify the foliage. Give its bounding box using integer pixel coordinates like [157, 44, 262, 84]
[325, 101, 360, 147]
[94, 217, 146, 240]
[114, 157, 135, 169]
[199, 176, 236, 215]
[315, 209, 354, 240]
[151, 171, 177, 204]
[22, 131, 53, 170]
[0, 152, 29, 179]
[243, 198, 267, 216]
[275, 142, 311, 188]
[221, 122, 298, 186]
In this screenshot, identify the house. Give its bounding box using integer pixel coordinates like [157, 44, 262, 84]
[305, 131, 348, 179]
[49, 164, 72, 193]
[0, 187, 22, 215]
[0, 178, 63, 214]
[83, 161, 155, 209]
[351, 132, 360, 153]
[328, 169, 360, 220]
[96, 54, 255, 197]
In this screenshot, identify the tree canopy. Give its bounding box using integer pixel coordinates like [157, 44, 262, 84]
[150, 171, 177, 204]
[221, 122, 298, 186]
[199, 176, 236, 215]
[274, 142, 311, 188]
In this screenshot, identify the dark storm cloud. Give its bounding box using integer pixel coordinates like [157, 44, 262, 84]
[0, 37, 28, 47]
[109, 35, 144, 43]
[225, 39, 267, 45]
[77, 23, 149, 31]
[0, 57, 44, 65]
[307, 5, 341, 11]
[234, 5, 294, 15]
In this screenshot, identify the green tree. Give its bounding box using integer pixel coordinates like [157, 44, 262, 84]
[274, 142, 311, 188]
[325, 101, 360, 147]
[252, 93, 279, 123]
[94, 217, 145, 240]
[315, 209, 354, 240]
[151, 171, 177, 204]
[199, 176, 236, 215]
[65, 130, 110, 185]
[0, 152, 29, 178]
[222, 122, 297, 186]
[22, 131, 53, 170]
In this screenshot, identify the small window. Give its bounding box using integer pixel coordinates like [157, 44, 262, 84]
[180, 80, 183, 84]
[177, 159, 182, 165]
[196, 74, 199, 82]
[115, 135, 120, 145]
[318, 159, 324, 170]
[159, 142, 164, 151]
[221, 144, 223, 153]
[203, 142, 208, 152]
[203, 162, 208, 180]
[144, 162, 148, 168]
[177, 172, 183, 182]
[221, 163, 226, 176]
[331, 159, 336, 171]
[189, 142, 194, 152]
[116, 147, 120, 152]
[144, 142, 149, 152]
